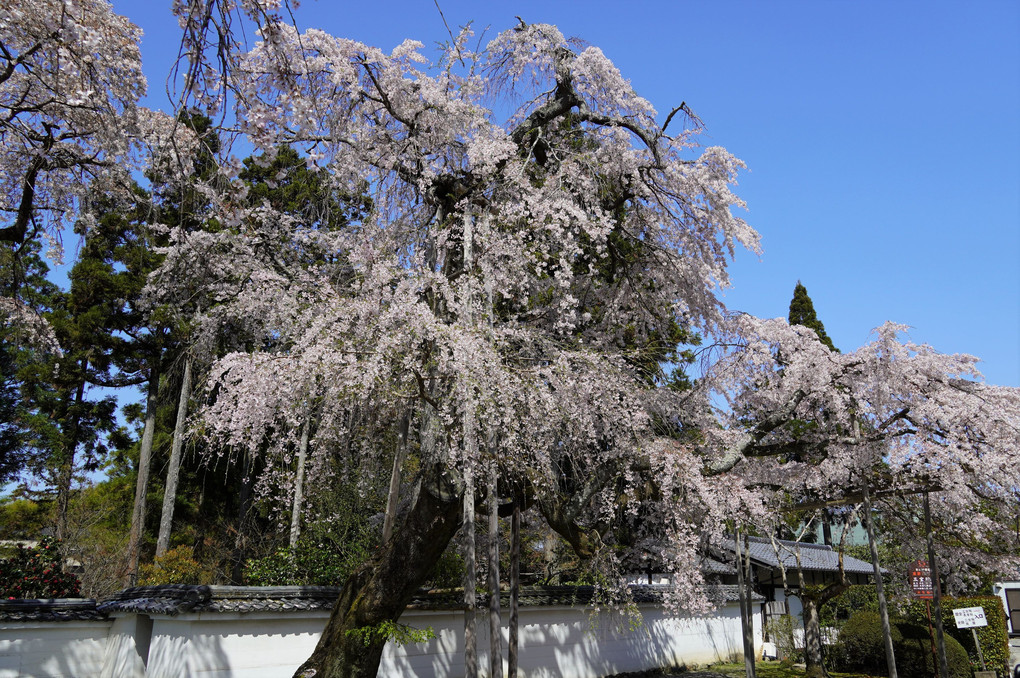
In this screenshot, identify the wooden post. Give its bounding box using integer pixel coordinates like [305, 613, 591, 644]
[461, 209, 478, 678]
[971, 628, 987, 671]
[862, 477, 897, 678]
[924, 491, 950, 678]
[735, 527, 756, 677]
[463, 464, 477, 678]
[508, 502, 520, 678]
[487, 459, 502, 678]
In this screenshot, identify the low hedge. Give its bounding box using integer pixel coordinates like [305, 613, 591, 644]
[829, 610, 971, 678]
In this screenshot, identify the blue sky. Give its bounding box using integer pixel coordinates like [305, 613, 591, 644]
[113, 0, 1020, 387]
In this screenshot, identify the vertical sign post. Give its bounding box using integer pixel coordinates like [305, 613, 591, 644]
[909, 559, 937, 668]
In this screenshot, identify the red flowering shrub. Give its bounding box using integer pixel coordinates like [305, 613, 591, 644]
[0, 538, 81, 599]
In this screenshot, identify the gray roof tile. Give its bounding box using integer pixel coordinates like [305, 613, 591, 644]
[721, 536, 875, 574]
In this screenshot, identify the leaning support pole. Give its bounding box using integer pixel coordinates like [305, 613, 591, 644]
[288, 415, 310, 550]
[508, 501, 520, 678]
[924, 491, 950, 678]
[487, 459, 502, 678]
[862, 477, 897, 678]
[735, 526, 756, 678]
[463, 464, 477, 678]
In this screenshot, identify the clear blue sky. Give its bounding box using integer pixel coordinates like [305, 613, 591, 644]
[113, 0, 1020, 387]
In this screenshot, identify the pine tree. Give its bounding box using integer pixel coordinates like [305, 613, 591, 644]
[788, 281, 839, 353]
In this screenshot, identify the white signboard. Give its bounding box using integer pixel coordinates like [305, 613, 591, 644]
[953, 606, 988, 629]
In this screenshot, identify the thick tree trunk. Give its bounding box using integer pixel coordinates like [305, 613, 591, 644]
[292, 463, 463, 678]
[56, 358, 90, 543]
[801, 596, 825, 678]
[230, 451, 255, 584]
[382, 411, 411, 545]
[156, 356, 191, 558]
[125, 368, 158, 584]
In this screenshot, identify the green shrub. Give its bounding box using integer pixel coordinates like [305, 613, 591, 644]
[424, 546, 464, 590]
[0, 538, 81, 599]
[244, 532, 371, 587]
[764, 614, 800, 662]
[830, 609, 971, 678]
[138, 546, 213, 585]
[832, 610, 886, 670]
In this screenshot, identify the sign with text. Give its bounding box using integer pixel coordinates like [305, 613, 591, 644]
[908, 560, 934, 600]
[953, 606, 988, 629]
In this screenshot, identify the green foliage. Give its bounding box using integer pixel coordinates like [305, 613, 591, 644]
[0, 538, 81, 599]
[765, 614, 800, 662]
[829, 610, 970, 678]
[137, 546, 213, 585]
[0, 241, 61, 483]
[904, 595, 1011, 675]
[788, 282, 838, 353]
[0, 498, 50, 540]
[423, 545, 465, 590]
[345, 620, 435, 647]
[239, 145, 371, 234]
[244, 528, 374, 587]
[820, 584, 879, 628]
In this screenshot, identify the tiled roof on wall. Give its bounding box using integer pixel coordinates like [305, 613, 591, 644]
[3, 582, 762, 621]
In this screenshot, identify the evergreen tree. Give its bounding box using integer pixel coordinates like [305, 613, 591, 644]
[788, 281, 839, 353]
[0, 242, 60, 483]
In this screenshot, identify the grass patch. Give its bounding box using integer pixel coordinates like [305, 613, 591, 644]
[709, 663, 879, 678]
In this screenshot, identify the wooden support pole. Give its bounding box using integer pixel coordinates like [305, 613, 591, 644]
[735, 526, 756, 678]
[862, 478, 897, 678]
[487, 461, 502, 678]
[924, 491, 950, 678]
[508, 502, 520, 678]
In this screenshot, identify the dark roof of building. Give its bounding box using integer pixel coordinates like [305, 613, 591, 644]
[720, 536, 875, 575]
[702, 557, 736, 575]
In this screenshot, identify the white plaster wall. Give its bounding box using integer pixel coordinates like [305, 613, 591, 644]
[0, 621, 110, 678]
[145, 612, 325, 678]
[381, 602, 759, 678]
[0, 600, 761, 678]
[100, 615, 150, 678]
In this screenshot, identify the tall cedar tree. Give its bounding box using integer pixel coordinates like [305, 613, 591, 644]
[0, 242, 61, 483]
[15, 213, 146, 539]
[788, 281, 839, 352]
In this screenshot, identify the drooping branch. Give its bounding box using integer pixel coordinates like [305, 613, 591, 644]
[703, 388, 806, 475]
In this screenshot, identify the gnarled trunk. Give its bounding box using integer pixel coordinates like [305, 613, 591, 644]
[293, 463, 463, 678]
[797, 562, 849, 677]
[801, 586, 848, 678]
